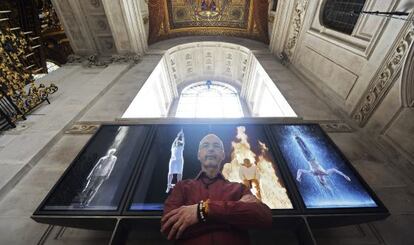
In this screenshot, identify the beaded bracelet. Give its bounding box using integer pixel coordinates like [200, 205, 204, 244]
[199, 200, 207, 223]
[196, 202, 202, 222]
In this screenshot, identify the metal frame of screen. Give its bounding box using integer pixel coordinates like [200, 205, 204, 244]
[32, 120, 389, 243]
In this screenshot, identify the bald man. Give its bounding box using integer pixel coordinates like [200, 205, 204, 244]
[161, 134, 272, 244]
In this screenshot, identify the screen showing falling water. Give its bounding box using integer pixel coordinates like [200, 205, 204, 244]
[271, 124, 378, 209]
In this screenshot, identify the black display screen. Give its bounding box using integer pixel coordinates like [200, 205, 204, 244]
[42, 125, 149, 211]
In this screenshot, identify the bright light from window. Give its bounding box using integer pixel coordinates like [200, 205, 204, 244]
[46, 61, 60, 73]
[175, 81, 244, 118]
[33, 61, 60, 80]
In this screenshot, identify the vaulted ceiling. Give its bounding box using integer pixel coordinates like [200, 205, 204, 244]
[148, 0, 270, 44]
[48, 0, 271, 56]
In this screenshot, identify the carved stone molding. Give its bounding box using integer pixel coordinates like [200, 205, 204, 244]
[319, 121, 354, 133]
[65, 122, 100, 134]
[352, 20, 414, 127]
[66, 54, 142, 67]
[402, 39, 414, 108]
[282, 0, 309, 62]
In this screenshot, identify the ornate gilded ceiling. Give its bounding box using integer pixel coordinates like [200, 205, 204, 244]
[148, 0, 269, 44]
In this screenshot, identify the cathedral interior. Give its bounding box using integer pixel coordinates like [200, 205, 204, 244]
[0, 0, 414, 244]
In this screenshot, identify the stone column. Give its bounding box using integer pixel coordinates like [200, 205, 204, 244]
[101, 0, 148, 55]
[51, 0, 98, 55]
[269, 0, 296, 56]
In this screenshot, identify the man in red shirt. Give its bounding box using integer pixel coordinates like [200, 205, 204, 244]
[161, 134, 272, 244]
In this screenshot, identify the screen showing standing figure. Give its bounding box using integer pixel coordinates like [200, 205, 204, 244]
[271, 124, 378, 209]
[129, 124, 293, 211]
[42, 125, 149, 211]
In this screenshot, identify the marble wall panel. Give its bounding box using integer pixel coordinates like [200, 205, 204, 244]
[298, 47, 358, 99]
[384, 108, 414, 161]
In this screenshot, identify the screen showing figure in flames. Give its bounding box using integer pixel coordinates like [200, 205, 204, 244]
[222, 126, 292, 209]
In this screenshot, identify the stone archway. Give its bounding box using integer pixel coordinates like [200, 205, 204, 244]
[122, 41, 297, 118]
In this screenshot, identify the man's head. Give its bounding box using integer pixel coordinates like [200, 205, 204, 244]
[198, 134, 225, 178]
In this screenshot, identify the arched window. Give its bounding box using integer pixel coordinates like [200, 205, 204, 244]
[321, 0, 366, 35]
[175, 81, 244, 118]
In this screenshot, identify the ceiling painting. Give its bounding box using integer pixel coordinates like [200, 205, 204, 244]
[148, 0, 269, 44]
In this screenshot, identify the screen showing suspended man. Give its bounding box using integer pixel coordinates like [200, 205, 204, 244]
[271, 124, 378, 209]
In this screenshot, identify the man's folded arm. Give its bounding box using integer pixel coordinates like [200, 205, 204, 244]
[180, 198, 272, 239]
[162, 182, 185, 219]
[207, 199, 272, 229]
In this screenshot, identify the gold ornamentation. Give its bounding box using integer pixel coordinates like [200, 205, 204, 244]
[39, 1, 62, 33]
[149, 0, 268, 44]
[0, 10, 58, 118]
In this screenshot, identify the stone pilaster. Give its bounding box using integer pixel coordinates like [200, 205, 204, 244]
[51, 0, 98, 55]
[101, 0, 148, 55]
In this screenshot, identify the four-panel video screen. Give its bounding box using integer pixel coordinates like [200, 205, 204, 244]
[37, 123, 381, 215]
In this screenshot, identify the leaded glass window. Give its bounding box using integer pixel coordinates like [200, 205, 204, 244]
[321, 0, 366, 34]
[175, 81, 244, 118]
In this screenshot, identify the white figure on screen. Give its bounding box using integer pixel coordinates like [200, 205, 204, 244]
[166, 130, 185, 193]
[239, 158, 261, 200]
[80, 148, 118, 206]
[294, 135, 351, 187]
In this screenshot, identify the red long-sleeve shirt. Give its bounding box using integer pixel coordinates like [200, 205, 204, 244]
[162, 172, 272, 245]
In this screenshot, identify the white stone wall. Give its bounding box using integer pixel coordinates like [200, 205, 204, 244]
[270, 0, 410, 107]
[269, 0, 414, 164]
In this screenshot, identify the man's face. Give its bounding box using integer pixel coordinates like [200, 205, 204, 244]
[198, 134, 225, 177]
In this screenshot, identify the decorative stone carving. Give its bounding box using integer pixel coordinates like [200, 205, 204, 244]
[319, 121, 354, 133]
[66, 54, 141, 67]
[283, 0, 309, 62]
[66, 54, 83, 63]
[166, 42, 250, 84]
[169, 58, 178, 82]
[225, 52, 233, 74]
[90, 0, 101, 8]
[86, 55, 111, 67]
[65, 122, 100, 134]
[96, 19, 108, 32]
[110, 54, 142, 64]
[352, 21, 414, 126]
[402, 38, 414, 108]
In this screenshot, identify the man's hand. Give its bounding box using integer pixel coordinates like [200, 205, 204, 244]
[240, 194, 258, 203]
[161, 204, 198, 240]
